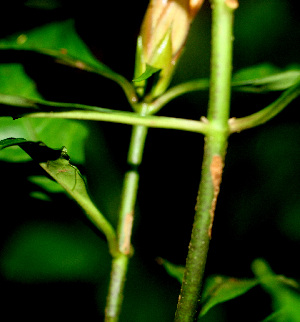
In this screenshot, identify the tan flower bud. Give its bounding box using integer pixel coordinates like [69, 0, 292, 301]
[134, 0, 205, 98]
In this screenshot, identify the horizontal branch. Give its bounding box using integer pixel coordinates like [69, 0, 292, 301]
[23, 110, 210, 135]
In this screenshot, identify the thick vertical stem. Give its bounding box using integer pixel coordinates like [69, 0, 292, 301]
[175, 1, 237, 321]
[105, 120, 148, 321]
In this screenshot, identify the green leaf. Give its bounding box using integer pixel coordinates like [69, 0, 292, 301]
[0, 63, 89, 164]
[232, 63, 300, 92]
[0, 221, 110, 282]
[233, 63, 281, 81]
[159, 258, 185, 283]
[132, 64, 161, 82]
[0, 138, 118, 255]
[0, 20, 137, 102]
[0, 117, 88, 163]
[0, 64, 42, 100]
[0, 138, 90, 202]
[0, 20, 110, 73]
[159, 258, 259, 318]
[199, 275, 258, 317]
[252, 259, 300, 322]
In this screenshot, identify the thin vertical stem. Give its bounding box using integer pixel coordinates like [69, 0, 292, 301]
[116, 124, 148, 255]
[105, 106, 148, 321]
[175, 1, 237, 321]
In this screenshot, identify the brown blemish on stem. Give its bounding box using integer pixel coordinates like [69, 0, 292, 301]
[225, 0, 239, 9]
[209, 155, 223, 238]
[121, 211, 134, 255]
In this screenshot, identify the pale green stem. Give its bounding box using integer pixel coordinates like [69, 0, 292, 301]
[105, 106, 149, 321]
[149, 79, 210, 114]
[23, 110, 209, 134]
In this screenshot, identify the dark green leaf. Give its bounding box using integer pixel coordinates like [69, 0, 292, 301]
[25, 0, 62, 10]
[0, 137, 28, 148]
[199, 275, 258, 317]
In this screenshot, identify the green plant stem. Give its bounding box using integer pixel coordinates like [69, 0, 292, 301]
[149, 79, 210, 114]
[175, 1, 236, 321]
[105, 254, 129, 322]
[105, 111, 148, 321]
[22, 109, 209, 135]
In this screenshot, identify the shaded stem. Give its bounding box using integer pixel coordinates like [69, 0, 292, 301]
[175, 0, 236, 320]
[105, 110, 148, 320]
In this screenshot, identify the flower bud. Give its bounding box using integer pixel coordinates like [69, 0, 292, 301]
[134, 0, 205, 98]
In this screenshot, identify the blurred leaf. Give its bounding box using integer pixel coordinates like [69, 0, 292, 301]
[252, 259, 300, 322]
[29, 191, 52, 201]
[199, 275, 258, 317]
[25, 0, 62, 9]
[232, 63, 300, 92]
[0, 221, 109, 282]
[233, 63, 281, 81]
[0, 63, 42, 99]
[159, 258, 185, 283]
